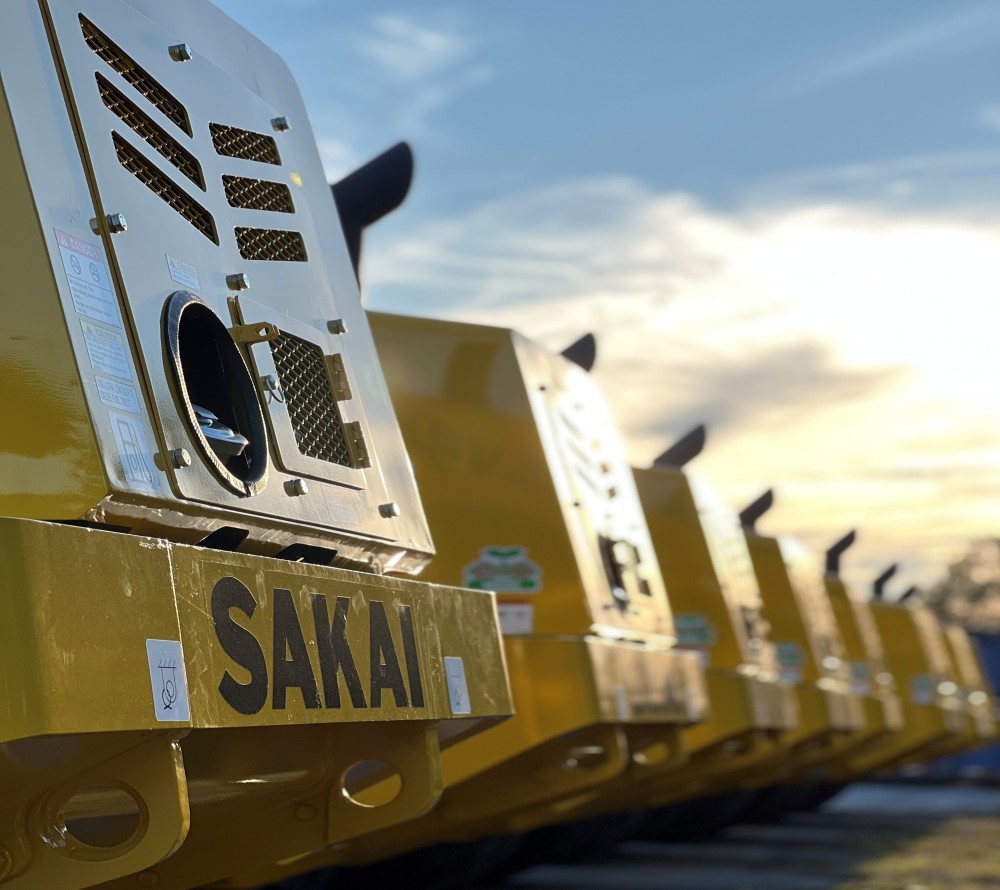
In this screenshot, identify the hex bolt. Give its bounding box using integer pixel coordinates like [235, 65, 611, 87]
[106, 213, 128, 234]
[168, 43, 193, 62]
[170, 448, 191, 469]
[89, 217, 100, 235]
[378, 502, 401, 519]
[327, 318, 348, 335]
[226, 272, 251, 291]
[271, 116, 291, 132]
[286, 478, 309, 497]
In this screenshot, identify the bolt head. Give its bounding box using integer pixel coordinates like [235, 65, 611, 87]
[286, 478, 309, 497]
[168, 43, 193, 62]
[271, 116, 291, 132]
[378, 502, 401, 519]
[170, 448, 191, 469]
[327, 318, 348, 335]
[226, 272, 251, 291]
[89, 217, 100, 235]
[106, 213, 128, 234]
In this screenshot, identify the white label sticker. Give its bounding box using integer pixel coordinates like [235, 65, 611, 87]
[95, 375, 141, 415]
[81, 319, 132, 381]
[109, 410, 157, 492]
[146, 639, 190, 722]
[443, 656, 471, 715]
[55, 229, 121, 327]
[166, 254, 201, 292]
[614, 683, 631, 720]
[498, 603, 534, 635]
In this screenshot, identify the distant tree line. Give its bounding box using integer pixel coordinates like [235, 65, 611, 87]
[927, 538, 1000, 633]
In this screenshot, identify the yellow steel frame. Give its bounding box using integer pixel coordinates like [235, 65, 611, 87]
[0, 519, 511, 889]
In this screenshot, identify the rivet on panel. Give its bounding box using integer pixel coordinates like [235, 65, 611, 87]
[378, 502, 401, 519]
[170, 448, 192, 469]
[106, 213, 128, 234]
[168, 43, 193, 62]
[271, 116, 291, 132]
[327, 318, 348, 335]
[286, 478, 309, 497]
[226, 272, 251, 291]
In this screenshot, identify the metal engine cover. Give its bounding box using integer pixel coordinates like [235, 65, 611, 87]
[0, 0, 432, 572]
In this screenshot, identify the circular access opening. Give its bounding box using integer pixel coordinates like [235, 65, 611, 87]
[163, 292, 268, 496]
[57, 784, 143, 851]
[341, 760, 403, 809]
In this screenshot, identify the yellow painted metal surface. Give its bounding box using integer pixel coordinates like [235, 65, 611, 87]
[628, 463, 798, 800]
[743, 531, 866, 774]
[845, 603, 966, 774]
[0, 518, 510, 889]
[234, 313, 708, 877]
[370, 312, 673, 641]
[820, 574, 904, 779]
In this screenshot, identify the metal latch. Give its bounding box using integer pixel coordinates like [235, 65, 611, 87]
[230, 322, 280, 345]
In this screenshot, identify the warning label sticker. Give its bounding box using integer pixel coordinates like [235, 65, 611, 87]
[55, 229, 121, 328]
[96, 375, 141, 415]
[109, 410, 157, 492]
[81, 319, 132, 380]
[166, 254, 201, 292]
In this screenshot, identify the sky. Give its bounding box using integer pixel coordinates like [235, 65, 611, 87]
[214, 1, 1000, 595]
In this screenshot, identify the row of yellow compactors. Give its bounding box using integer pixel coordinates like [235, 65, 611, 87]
[0, 2, 994, 888]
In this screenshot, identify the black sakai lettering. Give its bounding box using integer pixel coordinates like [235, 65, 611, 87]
[369, 600, 408, 707]
[212, 576, 268, 716]
[272, 587, 321, 710]
[397, 603, 425, 708]
[312, 594, 367, 709]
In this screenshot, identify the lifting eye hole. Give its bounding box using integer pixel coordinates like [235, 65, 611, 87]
[163, 291, 268, 495]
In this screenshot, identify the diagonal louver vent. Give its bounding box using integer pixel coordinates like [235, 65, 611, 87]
[113, 133, 218, 243]
[80, 15, 191, 136]
[235, 227, 306, 261]
[210, 123, 281, 165]
[223, 175, 294, 212]
[97, 75, 205, 190]
[270, 333, 354, 467]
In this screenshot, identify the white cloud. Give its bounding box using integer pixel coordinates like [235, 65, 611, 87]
[315, 137, 358, 183]
[360, 13, 473, 82]
[364, 177, 1000, 589]
[789, 6, 1000, 96]
[355, 12, 493, 138]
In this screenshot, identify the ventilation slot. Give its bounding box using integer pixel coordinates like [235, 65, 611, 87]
[210, 123, 281, 165]
[98, 75, 204, 190]
[223, 175, 294, 213]
[80, 16, 191, 136]
[270, 333, 354, 467]
[235, 227, 306, 261]
[113, 133, 218, 243]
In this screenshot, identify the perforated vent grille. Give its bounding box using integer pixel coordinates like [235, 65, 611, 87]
[223, 175, 294, 212]
[210, 123, 281, 165]
[113, 133, 218, 243]
[270, 334, 353, 466]
[98, 75, 204, 190]
[80, 16, 191, 136]
[235, 227, 307, 261]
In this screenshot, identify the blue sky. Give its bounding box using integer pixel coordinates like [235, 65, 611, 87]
[216, 1, 1000, 593]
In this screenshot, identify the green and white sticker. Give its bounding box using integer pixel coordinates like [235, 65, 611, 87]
[463, 546, 543, 593]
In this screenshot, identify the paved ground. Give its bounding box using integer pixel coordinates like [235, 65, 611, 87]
[499, 784, 1000, 890]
